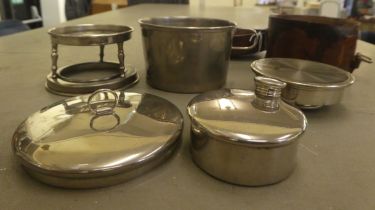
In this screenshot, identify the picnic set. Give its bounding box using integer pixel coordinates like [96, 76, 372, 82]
[11, 15, 372, 188]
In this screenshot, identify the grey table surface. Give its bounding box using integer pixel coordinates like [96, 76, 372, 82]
[1, 4, 375, 210]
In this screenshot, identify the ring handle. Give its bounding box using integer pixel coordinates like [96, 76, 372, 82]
[88, 89, 118, 115]
[90, 113, 121, 132]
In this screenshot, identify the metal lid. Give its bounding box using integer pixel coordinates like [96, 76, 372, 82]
[251, 58, 354, 89]
[12, 90, 183, 188]
[187, 77, 307, 147]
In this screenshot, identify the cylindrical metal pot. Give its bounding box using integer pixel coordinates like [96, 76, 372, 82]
[188, 77, 307, 186]
[139, 17, 236, 93]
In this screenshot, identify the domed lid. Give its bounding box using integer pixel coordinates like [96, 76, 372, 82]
[12, 90, 183, 182]
[187, 77, 307, 147]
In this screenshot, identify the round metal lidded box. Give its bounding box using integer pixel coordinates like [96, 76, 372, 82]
[12, 90, 183, 188]
[251, 58, 355, 109]
[187, 77, 307, 186]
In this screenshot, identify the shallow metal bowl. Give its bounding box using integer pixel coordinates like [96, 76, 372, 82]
[251, 58, 355, 109]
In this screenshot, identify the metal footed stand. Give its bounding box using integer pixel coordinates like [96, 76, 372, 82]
[45, 24, 139, 96]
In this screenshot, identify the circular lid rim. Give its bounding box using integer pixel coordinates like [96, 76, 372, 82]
[14, 134, 181, 178]
[250, 58, 355, 89]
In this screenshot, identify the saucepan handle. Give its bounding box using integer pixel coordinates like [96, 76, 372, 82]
[356, 53, 372, 63]
[232, 28, 262, 51]
[351, 52, 373, 70]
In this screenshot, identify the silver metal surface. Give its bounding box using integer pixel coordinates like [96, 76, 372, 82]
[251, 58, 355, 109]
[139, 16, 236, 93]
[47, 24, 137, 95]
[48, 24, 133, 46]
[46, 63, 139, 96]
[12, 90, 183, 188]
[187, 77, 307, 186]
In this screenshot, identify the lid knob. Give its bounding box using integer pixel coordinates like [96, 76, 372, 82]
[253, 76, 286, 111]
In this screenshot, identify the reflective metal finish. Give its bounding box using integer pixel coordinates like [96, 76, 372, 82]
[48, 24, 133, 46]
[139, 17, 236, 93]
[46, 63, 139, 96]
[188, 77, 307, 186]
[46, 24, 138, 96]
[12, 90, 183, 188]
[251, 58, 355, 109]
